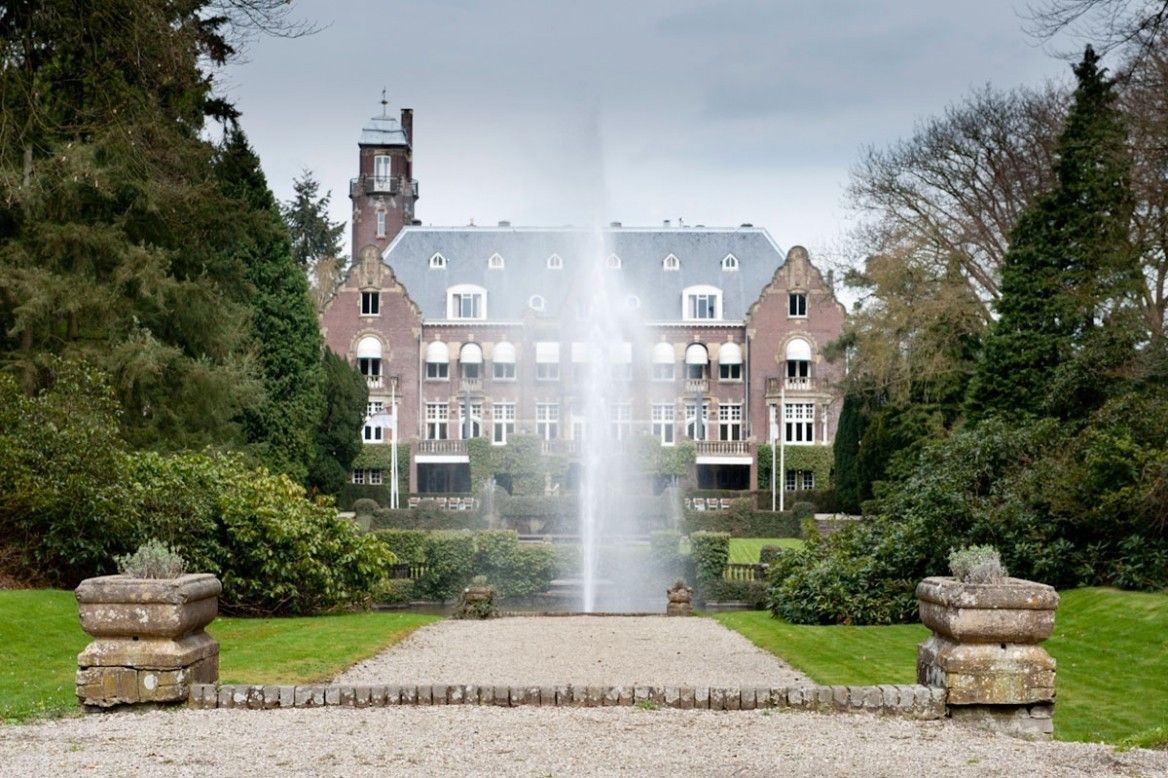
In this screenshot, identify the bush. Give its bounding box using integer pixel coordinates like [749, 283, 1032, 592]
[758, 545, 784, 565]
[372, 529, 426, 564]
[791, 501, 815, 520]
[689, 531, 730, 596]
[473, 531, 558, 599]
[116, 539, 187, 579]
[702, 579, 768, 608]
[372, 578, 415, 606]
[352, 498, 379, 518]
[414, 532, 477, 601]
[371, 505, 484, 531]
[949, 545, 1007, 583]
[681, 501, 801, 537]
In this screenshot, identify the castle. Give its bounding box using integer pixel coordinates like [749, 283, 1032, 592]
[320, 105, 845, 504]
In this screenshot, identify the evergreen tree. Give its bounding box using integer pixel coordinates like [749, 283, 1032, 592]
[832, 393, 865, 513]
[967, 46, 1139, 420]
[214, 129, 326, 482]
[308, 349, 368, 495]
[282, 171, 346, 312]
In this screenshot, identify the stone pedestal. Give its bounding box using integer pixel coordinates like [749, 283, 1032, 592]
[915, 576, 1059, 739]
[75, 574, 221, 709]
[666, 581, 693, 616]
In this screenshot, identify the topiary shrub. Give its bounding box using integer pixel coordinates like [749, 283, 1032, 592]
[790, 501, 815, 520]
[689, 531, 730, 603]
[352, 498, 379, 518]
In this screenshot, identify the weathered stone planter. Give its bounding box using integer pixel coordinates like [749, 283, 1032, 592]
[915, 576, 1059, 739]
[456, 582, 496, 619]
[75, 574, 221, 709]
[666, 581, 693, 617]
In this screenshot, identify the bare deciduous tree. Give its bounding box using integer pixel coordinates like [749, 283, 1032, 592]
[1026, 0, 1168, 61]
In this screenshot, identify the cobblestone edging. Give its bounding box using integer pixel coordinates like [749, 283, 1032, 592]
[189, 683, 946, 718]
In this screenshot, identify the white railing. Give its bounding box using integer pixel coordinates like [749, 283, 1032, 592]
[696, 440, 750, 456]
[417, 439, 468, 455]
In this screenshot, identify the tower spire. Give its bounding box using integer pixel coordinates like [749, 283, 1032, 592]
[380, 88, 388, 118]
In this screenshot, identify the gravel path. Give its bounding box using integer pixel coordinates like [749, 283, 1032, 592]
[333, 616, 812, 688]
[2, 707, 1163, 777]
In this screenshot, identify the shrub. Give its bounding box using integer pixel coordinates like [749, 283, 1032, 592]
[473, 531, 557, 599]
[702, 579, 768, 608]
[414, 532, 477, 601]
[370, 505, 484, 531]
[689, 531, 730, 602]
[352, 498, 379, 519]
[758, 545, 784, 565]
[372, 578, 415, 606]
[791, 501, 815, 520]
[682, 503, 801, 537]
[372, 529, 426, 564]
[948, 545, 1007, 583]
[116, 539, 187, 579]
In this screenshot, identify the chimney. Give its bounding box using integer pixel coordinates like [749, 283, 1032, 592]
[400, 108, 413, 144]
[740, 223, 753, 228]
[609, 221, 622, 228]
[498, 220, 511, 227]
[663, 219, 671, 227]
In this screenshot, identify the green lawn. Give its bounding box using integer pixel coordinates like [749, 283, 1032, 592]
[714, 587, 1168, 745]
[0, 589, 438, 724]
[728, 538, 804, 564]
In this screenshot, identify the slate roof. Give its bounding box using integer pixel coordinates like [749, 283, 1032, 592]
[381, 226, 786, 323]
[359, 114, 409, 147]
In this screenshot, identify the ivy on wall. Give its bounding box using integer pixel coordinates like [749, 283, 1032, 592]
[467, 435, 569, 496]
[352, 442, 410, 498]
[756, 443, 833, 490]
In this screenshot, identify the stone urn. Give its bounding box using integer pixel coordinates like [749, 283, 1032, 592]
[666, 580, 693, 617]
[916, 576, 1059, 738]
[75, 573, 221, 709]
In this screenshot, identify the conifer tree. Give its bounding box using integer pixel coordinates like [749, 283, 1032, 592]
[282, 171, 346, 311]
[832, 393, 865, 513]
[215, 129, 326, 482]
[967, 46, 1139, 420]
[308, 349, 368, 495]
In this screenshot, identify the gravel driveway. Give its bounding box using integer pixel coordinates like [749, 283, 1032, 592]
[2, 707, 1164, 777]
[333, 616, 812, 688]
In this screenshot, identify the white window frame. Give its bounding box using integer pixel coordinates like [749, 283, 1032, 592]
[351, 469, 365, 485]
[361, 290, 380, 316]
[606, 253, 622, 269]
[721, 254, 739, 271]
[784, 402, 815, 444]
[685, 402, 708, 441]
[609, 403, 632, 441]
[663, 253, 680, 271]
[364, 400, 385, 442]
[719, 362, 742, 381]
[493, 361, 515, 380]
[682, 285, 722, 321]
[529, 294, 545, 311]
[373, 155, 391, 183]
[458, 402, 483, 439]
[488, 253, 505, 270]
[447, 284, 487, 320]
[368, 469, 383, 486]
[429, 252, 447, 269]
[718, 403, 743, 441]
[653, 362, 675, 381]
[652, 404, 675, 445]
[547, 254, 563, 270]
[789, 292, 808, 317]
[376, 210, 387, 238]
[492, 402, 516, 445]
[425, 402, 449, 440]
[536, 403, 560, 440]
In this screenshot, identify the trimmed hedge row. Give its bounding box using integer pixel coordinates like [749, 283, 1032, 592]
[370, 505, 485, 531]
[370, 529, 557, 602]
[681, 502, 802, 537]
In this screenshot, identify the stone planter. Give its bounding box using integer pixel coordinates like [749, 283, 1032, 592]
[75, 574, 221, 709]
[666, 581, 693, 617]
[915, 576, 1059, 739]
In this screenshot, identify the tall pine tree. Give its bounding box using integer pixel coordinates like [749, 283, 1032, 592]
[308, 349, 368, 495]
[967, 46, 1140, 420]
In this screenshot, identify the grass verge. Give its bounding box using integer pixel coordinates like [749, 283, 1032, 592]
[728, 538, 804, 564]
[0, 589, 439, 724]
[714, 587, 1168, 744]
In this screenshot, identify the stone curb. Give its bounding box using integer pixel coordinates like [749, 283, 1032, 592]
[189, 683, 946, 719]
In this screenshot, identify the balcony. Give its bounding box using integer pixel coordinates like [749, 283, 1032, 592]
[458, 377, 483, 393]
[541, 439, 578, 456]
[417, 439, 468, 455]
[685, 378, 709, 394]
[766, 376, 816, 394]
[349, 176, 420, 197]
[695, 440, 750, 457]
[366, 374, 399, 393]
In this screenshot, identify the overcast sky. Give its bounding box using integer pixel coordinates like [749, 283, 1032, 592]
[221, 0, 1084, 264]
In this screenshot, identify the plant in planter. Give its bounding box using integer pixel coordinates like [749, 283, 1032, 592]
[75, 540, 221, 709]
[915, 545, 1060, 739]
[455, 575, 497, 619]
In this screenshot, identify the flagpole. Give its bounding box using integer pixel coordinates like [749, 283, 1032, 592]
[389, 381, 399, 510]
[770, 403, 776, 513]
[779, 386, 786, 513]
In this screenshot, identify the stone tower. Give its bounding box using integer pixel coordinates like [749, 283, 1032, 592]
[350, 98, 418, 258]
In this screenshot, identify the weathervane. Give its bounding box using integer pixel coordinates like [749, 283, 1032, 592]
[380, 88, 388, 118]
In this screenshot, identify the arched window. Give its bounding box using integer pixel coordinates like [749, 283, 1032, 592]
[718, 342, 743, 381]
[547, 254, 563, 270]
[492, 341, 516, 380]
[529, 294, 546, 311]
[425, 340, 449, 380]
[684, 343, 709, 381]
[785, 337, 812, 389]
[429, 252, 447, 269]
[488, 253, 505, 269]
[721, 254, 739, 271]
[606, 253, 622, 269]
[663, 254, 680, 271]
[356, 336, 383, 385]
[682, 285, 722, 321]
[459, 342, 483, 380]
[446, 284, 487, 319]
[652, 342, 675, 381]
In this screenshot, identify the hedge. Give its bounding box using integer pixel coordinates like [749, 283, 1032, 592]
[370, 505, 485, 531]
[681, 503, 802, 537]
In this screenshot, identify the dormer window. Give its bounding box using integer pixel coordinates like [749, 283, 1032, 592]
[547, 254, 563, 270]
[488, 253, 505, 270]
[721, 254, 739, 271]
[529, 295, 546, 311]
[606, 254, 622, 269]
[789, 292, 807, 317]
[429, 252, 447, 269]
[663, 254, 680, 271]
[682, 285, 722, 321]
[447, 284, 486, 319]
